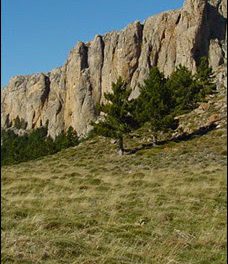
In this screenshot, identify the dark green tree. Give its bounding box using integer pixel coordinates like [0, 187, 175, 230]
[1, 129, 18, 164]
[27, 126, 49, 158]
[20, 118, 28, 130]
[54, 126, 78, 151]
[54, 131, 69, 152]
[135, 67, 176, 143]
[13, 116, 27, 129]
[92, 77, 138, 155]
[167, 65, 200, 114]
[195, 56, 216, 98]
[66, 126, 79, 147]
[14, 116, 21, 129]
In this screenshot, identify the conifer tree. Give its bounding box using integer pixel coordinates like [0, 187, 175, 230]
[167, 65, 199, 114]
[66, 126, 79, 147]
[14, 116, 21, 129]
[195, 56, 216, 97]
[135, 67, 176, 143]
[92, 77, 137, 155]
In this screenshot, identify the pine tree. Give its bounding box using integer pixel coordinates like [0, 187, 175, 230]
[167, 65, 199, 114]
[14, 116, 21, 129]
[135, 67, 176, 143]
[54, 131, 69, 151]
[27, 126, 49, 158]
[92, 77, 137, 155]
[66, 126, 79, 147]
[195, 56, 216, 98]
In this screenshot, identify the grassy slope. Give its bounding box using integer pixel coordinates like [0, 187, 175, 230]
[2, 127, 227, 264]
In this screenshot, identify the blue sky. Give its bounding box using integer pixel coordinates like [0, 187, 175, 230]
[1, 0, 184, 86]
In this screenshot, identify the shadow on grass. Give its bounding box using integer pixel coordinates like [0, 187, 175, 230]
[124, 123, 217, 155]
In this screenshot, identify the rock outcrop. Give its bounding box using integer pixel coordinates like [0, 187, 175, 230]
[1, 0, 227, 138]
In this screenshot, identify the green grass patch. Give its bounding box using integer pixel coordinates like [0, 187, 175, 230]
[2, 128, 226, 263]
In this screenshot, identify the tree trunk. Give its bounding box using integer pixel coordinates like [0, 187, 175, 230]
[152, 133, 157, 146]
[117, 136, 124, 155]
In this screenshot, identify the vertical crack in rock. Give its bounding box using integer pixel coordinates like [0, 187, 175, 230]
[207, 1, 227, 40]
[154, 30, 166, 68]
[79, 43, 89, 70]
[193, 0, 227, 66]
[40, 75, 51, 107]
[55, 101, 62, 117]
[175, 14, 182, 25]
[130, 22, 144, 80]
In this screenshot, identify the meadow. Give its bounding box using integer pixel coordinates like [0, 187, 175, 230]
[1, 127, 227, 264]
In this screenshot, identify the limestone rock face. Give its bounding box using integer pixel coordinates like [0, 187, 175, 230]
[1, 73, 51, 130]
[1, 0, 227, 137]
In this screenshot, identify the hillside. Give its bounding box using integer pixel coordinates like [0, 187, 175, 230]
[2, 114, 227, 263]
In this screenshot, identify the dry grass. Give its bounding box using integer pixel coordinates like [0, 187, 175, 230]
[1, 127, 227, 264]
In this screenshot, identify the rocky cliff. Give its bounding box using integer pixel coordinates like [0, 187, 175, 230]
[1, 0, 227, 138]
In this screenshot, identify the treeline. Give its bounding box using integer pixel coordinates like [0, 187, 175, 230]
[1, 126, 79, 165]
[93, 57, 216, 154]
